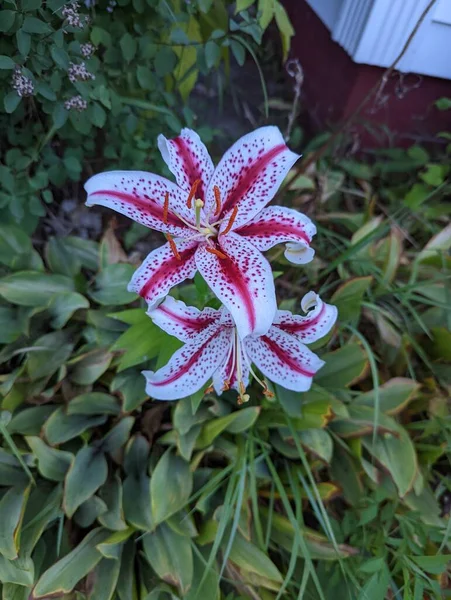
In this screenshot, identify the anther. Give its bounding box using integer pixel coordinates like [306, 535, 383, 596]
[238, 393, 250, 405]
[165, 233, 181, 260]
[222, 380, 230, 391]
[186, 179, 201, 209]
[163, 191, 169, 224]
[213, 186, 222, 216]
[206, 247, 227, 260]
[204, 385, 214, 395]
[221, 206, 238, 236]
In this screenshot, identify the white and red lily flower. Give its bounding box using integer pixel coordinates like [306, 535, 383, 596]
[84, 127, 315, 338]
[142, 292, 337, 403]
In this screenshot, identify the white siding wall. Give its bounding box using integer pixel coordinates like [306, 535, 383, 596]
[305, 0, 451, 80]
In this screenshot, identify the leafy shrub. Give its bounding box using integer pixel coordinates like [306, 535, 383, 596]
[0, 0, 280, 232]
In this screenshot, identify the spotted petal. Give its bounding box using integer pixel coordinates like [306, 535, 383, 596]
[143, 327, 232, 400]
[273, 292, 338, 343]
[206, 126, 300, 228]
[244, 327, 324, 392]
[84, 170, 194, 235]
[158, 129, 214, 202]
[148, 296, 221, 343]
[195, 233, 276, 339]
[128, 239, 198, 309]
[236, 206, 316, 265]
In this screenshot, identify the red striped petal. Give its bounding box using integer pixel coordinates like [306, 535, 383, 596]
[244, 326, 324, 392]
[205, 126, 300, 229]
[195, 233, 276, 339]
[85, 171, 193, 236]
[143, 327, 232, 400]
[158, 129, 214, 201]
[149, 296, 221, 343]
[273, 292, 338, 343]
[128, 239, 198, 309]
[236, 206, 316, 265]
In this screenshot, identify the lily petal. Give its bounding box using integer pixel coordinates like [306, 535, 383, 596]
[195, 233, 276, 339]
[128, 239, 198, 309]
[244, 327, 324, 392]
[236, 206, 316, 265]
[85, 170, 193, 236]
[273, 292, 338, 343]
[148, 296, 221, 343]
[158, 128, 214, 201]
[143, 327, 232, 400]
[206, 126, 300, 228]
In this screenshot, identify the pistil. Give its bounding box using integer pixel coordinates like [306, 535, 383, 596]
[195, 198, 203, 228]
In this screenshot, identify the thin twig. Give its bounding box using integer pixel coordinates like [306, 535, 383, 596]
[285, 58, 304, 141]
[283, 0, 438, 190]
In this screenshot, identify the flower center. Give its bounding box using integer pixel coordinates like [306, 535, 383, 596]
[163, 181, 239, 261]
[222, 329, 275, 404]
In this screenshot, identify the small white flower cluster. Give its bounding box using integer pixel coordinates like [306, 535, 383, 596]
[64, 95, 88, 111]
[61, 1, 87, 28]
[80, 42, 95, 58]
[68, 61, 95, 83]
[12, 67, 34, 97]
[107, 0, 117, 13]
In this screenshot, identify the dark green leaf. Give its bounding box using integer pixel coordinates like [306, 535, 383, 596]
[68, 392, 121, 416]
[142, 523, 193, 595]
[151, 450, 193, 525]
[64, 447, 108, 517]
[26, 331, 74, 380]
[0, 55, 15, 69]
[89, 264, 136, 306]
[314, 344, 368, 389]
[26, 437, 72, 481]
[33, 528, 109, 598]
[44, 408, 107, 445]
[22, 16, 51, 34]
[120, 32, 137, 62]
[0, 272, 74, 307]
[0, 484, 30, 560]
[4, 92, 21, 114]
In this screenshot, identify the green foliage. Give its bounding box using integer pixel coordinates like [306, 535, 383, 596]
[0, 5, 450, 596]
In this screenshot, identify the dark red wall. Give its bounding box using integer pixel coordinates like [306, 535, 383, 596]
[285, 0, 451, 146]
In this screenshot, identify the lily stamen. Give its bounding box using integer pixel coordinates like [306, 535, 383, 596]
[213, 185, 222, 216]
[163, 191, 169, 224]
[206, 247, 227, 260]
[221, 206, 238, 236]
[186, 179, 201, 209]
[165, 233, 181, 260]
